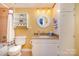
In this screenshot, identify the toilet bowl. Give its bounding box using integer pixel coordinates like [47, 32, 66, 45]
[8, 36, 26, 56]
[8, 45, 21, 56]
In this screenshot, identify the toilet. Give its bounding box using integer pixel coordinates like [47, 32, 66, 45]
[8, 36, 26, 56]
[8, 45, 21, 56]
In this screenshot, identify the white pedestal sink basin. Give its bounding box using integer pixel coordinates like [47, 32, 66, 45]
[8, 45, 21, 56]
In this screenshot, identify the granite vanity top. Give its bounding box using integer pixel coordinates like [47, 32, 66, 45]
[32, 36, 59, 40]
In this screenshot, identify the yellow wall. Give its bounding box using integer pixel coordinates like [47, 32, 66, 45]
[13, 4, 79, 55]
[75, 4, 79, 55]
[14, 7, 56, 49]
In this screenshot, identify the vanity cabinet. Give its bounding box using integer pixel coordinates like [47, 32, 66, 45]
[32, 37, 60, 56]
[0, 8, 8, 42]
[13, 13, 28, 28]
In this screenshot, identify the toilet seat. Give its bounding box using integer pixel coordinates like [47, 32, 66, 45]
[8, 45, 21, 56]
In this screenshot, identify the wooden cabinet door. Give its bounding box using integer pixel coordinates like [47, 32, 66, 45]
[0, 8, 8, 42]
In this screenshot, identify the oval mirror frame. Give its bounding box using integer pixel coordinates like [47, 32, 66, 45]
[37, 14, 50, 28]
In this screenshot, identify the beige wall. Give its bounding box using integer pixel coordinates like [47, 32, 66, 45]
[0, 8, 8, 42]
[75, 4, 79, 55]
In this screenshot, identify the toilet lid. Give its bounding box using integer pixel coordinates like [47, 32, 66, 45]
[8, 45, 21, 52]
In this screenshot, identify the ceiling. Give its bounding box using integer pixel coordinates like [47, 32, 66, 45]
[0, 3, 55, 8]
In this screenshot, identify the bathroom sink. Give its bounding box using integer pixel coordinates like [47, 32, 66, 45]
[32, 36, 59, 44]
[8, 45, 21, 56]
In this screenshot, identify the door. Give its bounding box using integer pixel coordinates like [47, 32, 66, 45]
[0, 8, 8, 42]
[60, 11, 75, 55]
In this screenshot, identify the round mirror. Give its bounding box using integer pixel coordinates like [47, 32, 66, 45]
[37, 15, 50, 28]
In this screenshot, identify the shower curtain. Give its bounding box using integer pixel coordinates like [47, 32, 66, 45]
[7, 9, 15, 42]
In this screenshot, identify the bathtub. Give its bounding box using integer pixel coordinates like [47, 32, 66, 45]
[0, 43, 8, 56]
